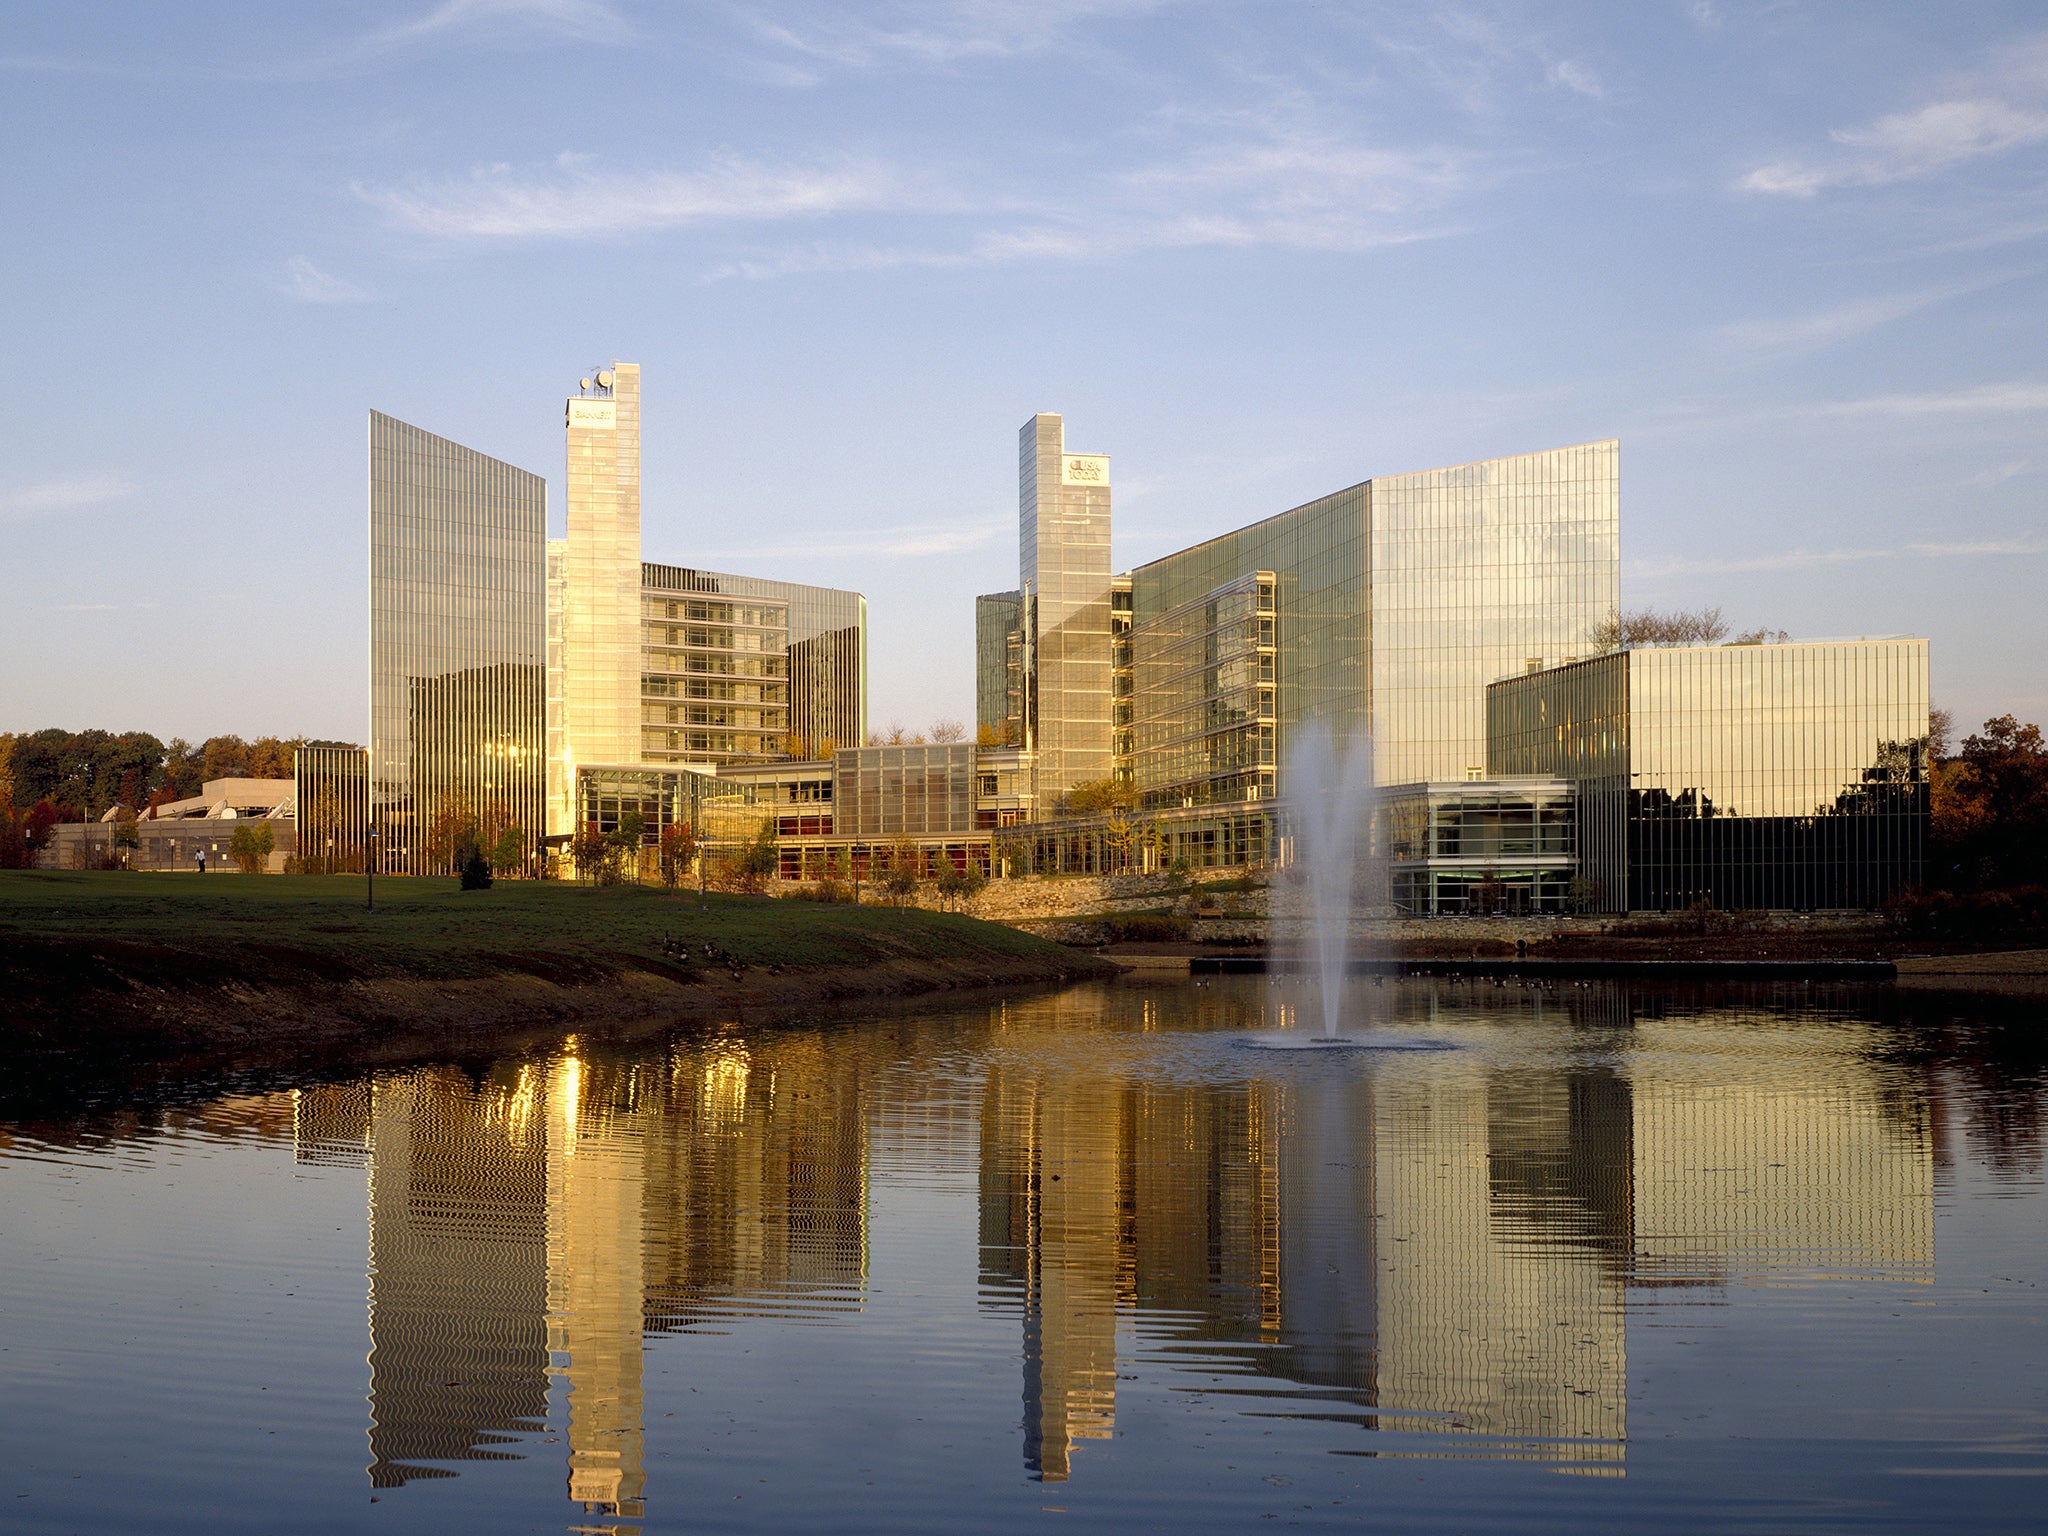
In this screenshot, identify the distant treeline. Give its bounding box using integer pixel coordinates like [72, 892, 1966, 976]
[1929, 713, 2048, 894]
[0, 729, 360, 821]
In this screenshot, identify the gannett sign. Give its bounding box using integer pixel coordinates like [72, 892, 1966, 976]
[566, 398, 617, 430]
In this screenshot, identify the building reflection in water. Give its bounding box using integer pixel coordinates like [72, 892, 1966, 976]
[284, 981, 1947, 1506]
[293, 1030, 870, 1531]
[977, 984, 1935, 1480]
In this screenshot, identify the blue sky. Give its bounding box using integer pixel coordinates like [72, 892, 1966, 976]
[3, 0, 2044, 743]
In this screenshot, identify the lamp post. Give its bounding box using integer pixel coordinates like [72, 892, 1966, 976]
[366, 825, 378, 914]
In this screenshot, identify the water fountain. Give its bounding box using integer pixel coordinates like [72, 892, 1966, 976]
[1241, 719, 1380, 1049]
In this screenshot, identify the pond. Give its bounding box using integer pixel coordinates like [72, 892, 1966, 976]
[1, 976, 2044, 1534]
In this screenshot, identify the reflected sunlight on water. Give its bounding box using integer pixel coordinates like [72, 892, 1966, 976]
[2, 976, 2043, 1534]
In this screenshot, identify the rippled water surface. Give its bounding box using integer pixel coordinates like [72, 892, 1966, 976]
[3, 976, 2045, 1534]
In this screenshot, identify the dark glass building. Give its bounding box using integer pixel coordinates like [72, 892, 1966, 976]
[1487, 639, 1930, 911]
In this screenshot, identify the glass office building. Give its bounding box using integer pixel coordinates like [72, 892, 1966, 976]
[1378, 779, 1577, 915]
[1487, 639, 1930, 910]
[560, 365, 643, 803]
[1021, 414, 1113, 804]
[294, 746, 371, 874]
[1108, 440, 1617, 858]
[1128, 571, 1274, 812]
[976, 590, 1026, 745]
[1126, 441, 1618, 797]
[641, 564, 864, 768]
[368, 411, 547, 876]
[834, 744, 978, 838]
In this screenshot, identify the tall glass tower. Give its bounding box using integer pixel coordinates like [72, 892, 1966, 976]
[368, 411, 547, 874]
[1020, 413, 1113, 805]
[555, 363, 644, 835]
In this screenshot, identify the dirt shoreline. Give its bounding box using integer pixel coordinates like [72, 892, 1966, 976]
[0, 939, 1119, 1084]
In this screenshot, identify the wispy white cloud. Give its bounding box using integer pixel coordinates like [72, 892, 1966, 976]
[1715, 275, 2015, 353]
[361, 0, 630, 52]
[1962, 459, 2032, 487]
[1546, 58, 1603, 99]
[279, 255, 371, 303]
[1739, 32, 2048, 196]
[372, 107, 1478, 270]
[361, 152, 926, 239]
[1825, 381, 2048, 416]
[741, 0, 1176, 76]
[0, 475, 136, 520]
[1631, 534, 2048, 580]
[697, 516, 1008, 560]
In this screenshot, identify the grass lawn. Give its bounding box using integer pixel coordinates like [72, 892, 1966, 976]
[0, 870, 1059, 981]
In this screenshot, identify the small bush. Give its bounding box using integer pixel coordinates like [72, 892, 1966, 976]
[459, 844, 494, 890]
[1885, 885, 2048, 943]
[1106, 913, 1191, 943]
[783, 877, 853, 904]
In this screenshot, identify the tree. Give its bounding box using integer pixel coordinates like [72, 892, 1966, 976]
[200, 735, 252, 783]
[597, 811, 648, 884]
[423, 789, 478, 874]
[490, 826, 526, 877]
[1729, 627, 1790, 645]
[113, 808, 139, 865]
[929, 719, 966, 743]
[1468, 870, 1504, 915]
[741, 821, 780, 883]
[0, 805, 27, 869]
[228, 820, 274, 874]
[571, 822, 611, 884]
[1589, 606, 1730, 652]
[1929, 706, 1954, 762]
[1059, 776, 1135, 815]
[658, 821, 697, 888]
[22, 799, 60, 862]
[1932, 714, 2048, 890]
[459, 841, 494, 890]
[1102, 806, 1136, 873]
[881, 839, 921, 905]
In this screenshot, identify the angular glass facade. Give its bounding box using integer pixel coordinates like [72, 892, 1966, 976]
[1021, 414, 1113, 803]
[1369, 444, 1619, 785]
[976, 590, 1025, 745]
[1128, 571, 1275, 811]
[369, 411, 546, 876]
[1487, 640, 1929, 910]
[641, 564, 864, 766]
[1126, 441, 1618, 792]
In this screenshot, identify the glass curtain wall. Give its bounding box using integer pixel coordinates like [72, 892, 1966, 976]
[293, 745, 371, 874]
[1021, 415, 1113, 803]
[834, 745, 977, 837]
[977, 591, 1025, 745]
[1490, 640, 1930, 910]
[368, 411, 547, 876]
[1129, 572, 1275, 811]
[641, 564, 865, 766]
[1369, 442, 1619, 785]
